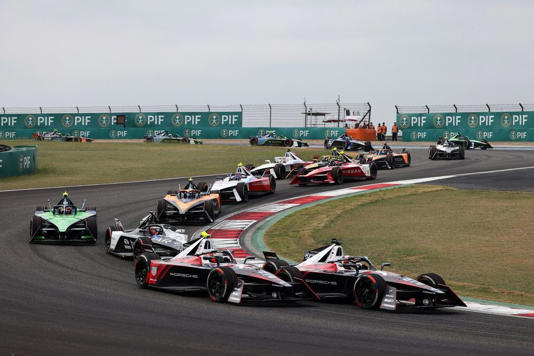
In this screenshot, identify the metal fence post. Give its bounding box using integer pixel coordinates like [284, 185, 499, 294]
[425, 105, 430, 113]
[367, 102, 372, 124]
[207, 104, 211, 112]
[2, 107, 5, 114]
[138, 105, 142, 113]
[175, 104, 179, 112]
[76, 106, 80, 113]
[239, 104, 243, 113]
[268, 103, 272, 128]
[486, 104, 491, 112]
[519, 103, 524, 112]
[108, 105, 112, 113]
[395, 105, 399, 114]
[336, 99, 341, 128]
[453, 104, 458, 113]
[303, 101, 308, 128]
[39, 106, 43, 114]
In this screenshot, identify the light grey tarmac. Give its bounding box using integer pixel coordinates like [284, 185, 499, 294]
[1, 149, 533, 355]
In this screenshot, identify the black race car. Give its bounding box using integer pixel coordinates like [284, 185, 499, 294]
[449, 133, 492, 150]
[134, 235, 307, 303]
[324, 134, 373, 151]
[249, 132, 308, 147]
[263, 240, 466, 311]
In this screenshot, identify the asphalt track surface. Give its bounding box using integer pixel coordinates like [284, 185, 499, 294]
[1, 149, 534, 355]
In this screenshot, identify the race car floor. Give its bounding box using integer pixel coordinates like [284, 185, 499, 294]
[1, 149, 533, 355]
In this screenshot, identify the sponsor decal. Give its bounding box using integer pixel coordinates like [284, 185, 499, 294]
[500, 113, 512, 128]
[24, 115, 37, 128]
[98, 114, 111, 128]
[169, 272, 199, 279]
[306, 279, 337, 286]
[208, 113, 221, 127]
[398, 115, 410, 129]
[171, 113, 184, 127]
[467, 114, 479, 129]
[432, 114, 445, 129]
[220, 128, 229, 138]
[410, 131, 417, 141]
[151, 266, 158, 276]
[109, 129, 117, 139]
[134, 113, 147, 127]
[61, 114, 74, 128]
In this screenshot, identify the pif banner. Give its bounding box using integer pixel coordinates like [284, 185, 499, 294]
[397, 111, 533, 141]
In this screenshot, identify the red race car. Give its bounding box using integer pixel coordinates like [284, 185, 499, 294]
[290, 149, 377, 185]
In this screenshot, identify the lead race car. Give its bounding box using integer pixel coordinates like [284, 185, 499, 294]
[248, 150, 313, 180]
[263, 240, 466, 311]
[134, 232, 308, 303]
[290, 148, 377, 185]
[249, 131, 308, 147]
[428, 138, 465, 160]
[156, 178, 221, 224]
[29, 192, 97, 243]
[324, 134, 373, 151]
[105, 211, 188, 259]
[357, 143, 411, 169]
[449, 133, 492, 150]
[211, 163, 276, 202]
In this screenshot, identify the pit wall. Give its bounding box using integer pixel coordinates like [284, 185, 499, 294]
[397, 111, 533, 142]
[0, 111, 346, 140]
[0, 146, 37, 178]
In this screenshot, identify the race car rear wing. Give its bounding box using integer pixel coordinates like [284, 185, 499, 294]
[263, 251, 279, 260]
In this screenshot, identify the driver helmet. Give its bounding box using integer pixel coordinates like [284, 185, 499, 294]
[149, 226, 159, 236]
[65, 206, 72, 214]
[200, 231, 211, 239]
[63, 191, 69, 198]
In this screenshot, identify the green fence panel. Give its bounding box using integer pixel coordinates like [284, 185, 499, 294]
[0, 145, 38, 178]
[397, 111, 533, 141]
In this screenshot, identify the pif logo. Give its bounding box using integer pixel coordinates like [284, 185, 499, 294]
[500, 113, 512, 128]
[432, 114, 444, 129]
[410, 131, 417, 140]
[208, 113, 221, 127]
[476, 131, 483, 140]
[146, 129, 154, 137]
[171, 113, 184, 127]
[134, 113, 147, 127]
[467, 114, 479, 129]
[293, 129, 300, 138]
[183, 128, 191, 137]
[98, 114, 111, 128]
[258, 129, 266, 136]
[509, 130, 517, 140]
[220, 128, 229, 138]
[24, 115, 36, 128]
[109, 130, 117, 139]
[61, 114, 74, 128]
[399, 115, 410, 129]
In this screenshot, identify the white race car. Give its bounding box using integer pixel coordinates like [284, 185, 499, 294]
[104, 212, 189, 259]
[249, 150, 313, 180]
[428, 139, 465, 160]
[211, 164, 276, 202]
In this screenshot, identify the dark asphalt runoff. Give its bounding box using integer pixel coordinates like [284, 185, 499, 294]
[1, 148, 533, 355]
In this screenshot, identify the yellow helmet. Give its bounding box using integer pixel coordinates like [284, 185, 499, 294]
[62, 191, 69, 197]
[332, 147, 337, 151]
[188, 177, 193, 182]
[237, 162, 243, 167]
[200, 231, 210, 238]
[340, 150, 345, 155]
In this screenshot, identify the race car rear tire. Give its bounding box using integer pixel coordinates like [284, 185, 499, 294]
[387, 155, 395, 169]
[429, 145, 437, 160]
[417, 273, 446, 287]
[274, 163, 285, 180]
[135, 252, 161, 288]
[459, 147, 465, 160]
[105, 225, 123, 253]
[332, 166, 343, 185]
[481, 145, 487, 150]
[354, 274, 387, 309]
[406, 152, 411, 166]
[324, 139, 329, 149]
[269, 176, 276, 193]
[250, 137, 258, 146]
[133, 236, 154, 260]
[156, 199, 167, 221]
[364, 141, 373, 152]
[277, 266, 303, 283]
[369, 162, 378, 180]
[205, 200, 215, 222]
[29, 215, 42, 242]
[198, 182, 209, 192]
[236, 183, 249, 202]
[262, 258, 290, 275]
[207, 267, 238, 302]
[87, 216, 98, 242]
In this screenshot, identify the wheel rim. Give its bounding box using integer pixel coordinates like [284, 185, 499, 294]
[208, 272, 225, 299]
[135, 265, 147, 286]
[356, 278, 378, 306]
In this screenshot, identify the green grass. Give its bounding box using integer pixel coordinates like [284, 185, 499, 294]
[0, 140, 329, 190]
[264, 185, 534, 306]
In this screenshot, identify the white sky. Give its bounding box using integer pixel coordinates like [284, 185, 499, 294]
[1, 0, 533, 126]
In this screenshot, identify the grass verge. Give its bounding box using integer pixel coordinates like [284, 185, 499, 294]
[264, 185, 534, 306]
[0, 140, 328, 190]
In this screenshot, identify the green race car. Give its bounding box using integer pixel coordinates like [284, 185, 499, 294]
[29, 192, 98, 243]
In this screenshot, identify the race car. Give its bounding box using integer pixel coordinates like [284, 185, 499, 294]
[429, 138, 465, 160]
[263, 239, 466, 311]
[249, 131, 308, 147]
[448, 133, 492, 150]
[32, 129, 93, 142]
[290, 149, 377, 185]
[29, 192, 97, 243]
[144, 130, 202, 144]
[324, 134, 373, 151]
[248, 150, 313, 180]
[134, 233, 308, 303]
[104, 211, 188, 259]
[156, 178, 221, 224]
[211, 163, 276, 202]
[357, 143, 411, 169]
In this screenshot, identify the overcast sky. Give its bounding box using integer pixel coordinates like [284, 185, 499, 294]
[1, 0, 533, 125]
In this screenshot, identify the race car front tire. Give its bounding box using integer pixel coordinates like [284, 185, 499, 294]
[354, 274, 387, 309]
[87, 216, 98, 242]
[250, 137, 258, 145]
[368, 162, 378, 180]
[262, 258, 290, 275]
[429, 145, 437, 160]
[207, 267, 238, 302]
[135, 252, 161, 288]
[332, 166, 344, 184]
[236, 183, 249, 202]
[29, 215, 42, 242]
[459, 147, 465, 160]
[133, 236, 154, 260]
[269, 176, 276, 193]
[156, 199, 167, 221]
[417, 273, 446, 287]
[274, 163, 285, 180]
[105, 225, 123, 253]
[277, 266, 303, 283]
[204, 200, 215, 222]
[198, 182, 209, 192]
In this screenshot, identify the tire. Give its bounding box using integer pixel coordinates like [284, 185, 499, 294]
[368, 162, 378, 180]
[105, 225, 123, 253]
[262, 258, 290, 274]
[86, 216, 98, 241]
[269, 176, 276, 193]
[429, 145, 437, 160]
[135, 252, 161, 288]
[481, 145, 487, 150]
[207, 267, 238, 302]
[273, 163, 285, 180]
[324, 139, 329, 149]
[387, 155, 395, 169]
[29, 215, 42, 242]
[459, 147, 465, 160]
[236, 183, 249, 202]
[406, 153, 411, 167]
[353, 274, 387, 309]
[197, 182, 209, 192]
[133, 236, 154, 260]
[277, 266, 303, 283]
[417, 273, 446, 287]
[331, 166, 344, 185]
[204, 200, 215, 222]
[364, 141, 373, 152]
[465, 139, 471, 150]
[156, 199, 167, 221]
[284, 139, 292, 147]
[250, 137, 258, 146]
